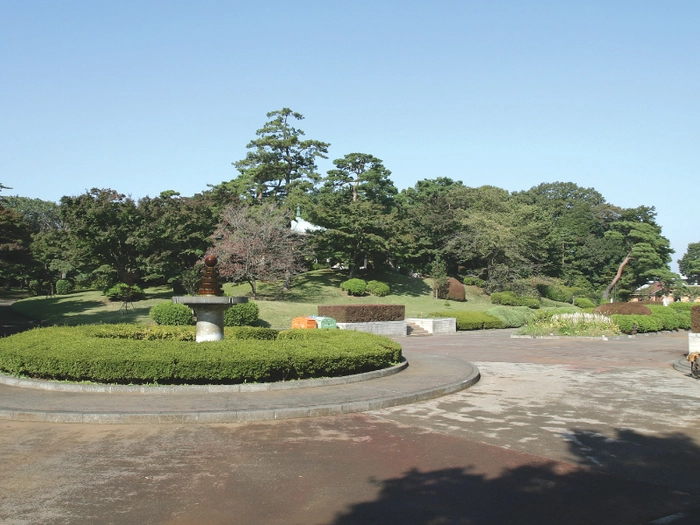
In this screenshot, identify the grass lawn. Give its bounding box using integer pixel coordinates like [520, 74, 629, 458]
[10, 270, 496, 329]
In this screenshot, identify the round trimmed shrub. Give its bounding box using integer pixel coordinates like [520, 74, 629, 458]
[224, 302, 260, 326]
[105, 283, 144, 301]
[340, 278, 367, 296]
[55, 279, 73, 295]
[150, 302, 195, 326]
[574, 297, 595, 309]
[366, 280, 390, 297]
[446, 277, 466, 302]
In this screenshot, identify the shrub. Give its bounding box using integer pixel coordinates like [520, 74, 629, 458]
[0, 326, 401, 384]
[55, 279, 73, 295]
[594, 302, 651, 316]
[224, 302, 260, 326]
[646, 305, 682, 331]
[574, 297, 595, 309]
[428, 311, 503, 331]
[463, 277, 485, 287]
[150, 302, 195, 326]
[610, 314, 664, 334]
[318, 304, 405, 323]
[105, 283, 144, 301]
[486, 306, 537, 328]
[517, 312, 620, 337]
[693, 305, 700, 333]
[340, 278, 367, 296]
[536, 283, 574, 303]
[366, 280, 390, 297]
[490, 291, 540, 309]
[445, 277, 466, 302]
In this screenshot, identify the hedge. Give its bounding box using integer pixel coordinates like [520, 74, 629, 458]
[318, 304, 405, 323]
[490, 291, 540, 309]
[428, 311, 503, 331]
[693, 305, 700, 333]
[445, 277, 466, 302]
[223, 302, 260, 326]
[0, 326, 401, 384]
[150, 302, 195, 326]
[594, 302, 651, 316]
[609, 314, 664, 334]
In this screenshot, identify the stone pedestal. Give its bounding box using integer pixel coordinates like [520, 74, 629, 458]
[172, 296, 247, 343]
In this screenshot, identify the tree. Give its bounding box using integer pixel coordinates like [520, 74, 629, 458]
[446, 186, 553, 291]
[0, 203, 32, 288]
[131, 191, 220, 288]
[601, 208, 673, 300]
[59, 188, 140, 285]
[395, 178, 468, 274]
[678, 242, 700, 285]
[310, 154, 397, 277]
[209, 203, 308, 298]
[231, 108, 329, 203]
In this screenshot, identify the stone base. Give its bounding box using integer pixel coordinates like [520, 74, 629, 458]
[406, 317, 456, 335]
[689, 332, 700, 354]
[336, 321, 407, 338]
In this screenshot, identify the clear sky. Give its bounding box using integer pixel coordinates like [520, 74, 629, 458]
[1, 1, 698, 272]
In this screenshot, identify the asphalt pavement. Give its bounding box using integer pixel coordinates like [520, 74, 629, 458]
[1, 303, 699, 524]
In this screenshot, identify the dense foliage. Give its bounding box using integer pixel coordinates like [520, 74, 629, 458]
[0, 112, 680, 302]
[0, 326, 401, 384]
[150, 302, 195, 326]
[428, 311, 503, 330]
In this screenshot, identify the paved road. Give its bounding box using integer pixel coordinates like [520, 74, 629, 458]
[1, 328, 699, 524]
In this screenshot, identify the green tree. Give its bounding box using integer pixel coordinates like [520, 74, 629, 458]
[131, 191, 220, 288]
[395, 178, 468, 274]
[59, 188, 140, 285]
[0, 202, 33, 288]
[310, 154, 397, 277]
[678, 242, 700, 285]
[601, 208, 673, 300]
[447, 186, 552, 291]
[231, 108, 329, 203]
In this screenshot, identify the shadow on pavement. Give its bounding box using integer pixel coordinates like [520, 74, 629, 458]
[330, 430, 700, 525]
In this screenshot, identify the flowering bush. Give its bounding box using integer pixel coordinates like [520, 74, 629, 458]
[516, 312, 620, 337]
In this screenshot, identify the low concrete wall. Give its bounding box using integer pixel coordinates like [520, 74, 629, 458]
[406, 317, 456, 335]
[336, 321, 407, 338]
[689, 332, 700, 353]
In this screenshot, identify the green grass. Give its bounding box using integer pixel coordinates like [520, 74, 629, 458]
[10, 270, 495, 329]
[11, 287, 173, 326]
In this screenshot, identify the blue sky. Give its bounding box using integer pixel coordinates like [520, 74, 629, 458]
[1, 1, 698, 271]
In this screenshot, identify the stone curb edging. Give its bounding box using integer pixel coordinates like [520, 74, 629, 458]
[673, 358, 698, 377]
[512, 331, 687, 341]
[0, 364, 481, 425]
[0, 359, 409, 394]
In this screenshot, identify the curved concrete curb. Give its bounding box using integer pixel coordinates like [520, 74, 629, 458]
[0, 353, 481, 425]
[0, 359, 408, 394]
[673, 358, 697, 377]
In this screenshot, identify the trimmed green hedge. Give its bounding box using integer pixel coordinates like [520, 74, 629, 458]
[490, 291, 540, 309]
[340, 278, 367, 296]
[0, 325, 401, 384]
[150, 302, 195, 326]
[366, 280, 390, 297]
[428, 311, 503, 330]
[224, 302, 260, 326]
[610, 314, 664, 334]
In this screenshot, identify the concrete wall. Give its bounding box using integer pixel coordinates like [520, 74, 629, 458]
[336, 321, 407, 337]
[406, 317, 456, 335]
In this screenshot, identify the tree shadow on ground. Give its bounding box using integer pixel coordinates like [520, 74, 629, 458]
[328, 429, 700, 525]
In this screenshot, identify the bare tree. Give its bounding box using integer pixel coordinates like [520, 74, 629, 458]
[209, 204, 307, 298]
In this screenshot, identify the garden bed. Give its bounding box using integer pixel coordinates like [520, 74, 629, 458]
[0, 325, 402, 385]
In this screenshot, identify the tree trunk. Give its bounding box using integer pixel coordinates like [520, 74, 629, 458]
[602, 252, 632, 300]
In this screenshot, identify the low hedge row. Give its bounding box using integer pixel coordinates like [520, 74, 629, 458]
[428, 311, 503, 331]
[0, 326, 401, 384]
[608, 306, 691, 334]
[490, 291, 540, 309]
[594, 302, 651, 316]
[318, 304, 405, 323]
